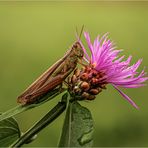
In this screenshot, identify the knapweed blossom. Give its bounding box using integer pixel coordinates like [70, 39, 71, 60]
[78, 32, 148, 109]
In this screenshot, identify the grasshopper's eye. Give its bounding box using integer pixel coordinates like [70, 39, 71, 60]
[73, 44, 78, 48]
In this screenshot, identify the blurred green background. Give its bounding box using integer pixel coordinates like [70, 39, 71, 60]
[0, 1, 148, 147]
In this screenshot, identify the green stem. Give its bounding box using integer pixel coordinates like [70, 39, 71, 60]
[11, 98, 67, 147]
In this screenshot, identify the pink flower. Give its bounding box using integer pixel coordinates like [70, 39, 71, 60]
[82, 32, 148, 109]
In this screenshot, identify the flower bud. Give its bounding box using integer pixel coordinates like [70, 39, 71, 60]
[80, 73, 89, 81]
[81, 92, 90, 99]
[87, 95, 95, 100]
[85, 66, 92, 72]
[80, 81, 90, 91]
[91, 78, 99, 85]
[89, 89, 100, 95]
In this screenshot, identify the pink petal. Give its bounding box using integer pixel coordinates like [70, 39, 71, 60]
[112, 84, 139, 109]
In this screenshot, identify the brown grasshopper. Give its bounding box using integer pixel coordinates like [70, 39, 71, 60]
[17, 40, 84, 105]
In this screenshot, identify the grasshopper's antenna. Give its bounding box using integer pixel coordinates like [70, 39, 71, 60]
[79, 25, 84, 39]
[75, 25, 84, 40]
[76, 26, 79, 37]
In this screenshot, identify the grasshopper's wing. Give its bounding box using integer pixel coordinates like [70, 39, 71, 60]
[17, 61, 74, 104]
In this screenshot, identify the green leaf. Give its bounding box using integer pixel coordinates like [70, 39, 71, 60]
[58, 101, 94, 147]
[0, 115, 21, 147]
[0, 88, 65, 122]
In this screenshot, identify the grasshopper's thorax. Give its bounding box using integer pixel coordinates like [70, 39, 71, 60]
[71, 41, 84, 59]
[62, 41, 84, 71]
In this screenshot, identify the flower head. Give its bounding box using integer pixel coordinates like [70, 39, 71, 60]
[81, 32, 148, 109]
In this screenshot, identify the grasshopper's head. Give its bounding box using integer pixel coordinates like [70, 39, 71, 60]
[72, 41, 84, 59]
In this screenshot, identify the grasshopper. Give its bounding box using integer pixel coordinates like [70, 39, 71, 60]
[17, 40, 84, 105]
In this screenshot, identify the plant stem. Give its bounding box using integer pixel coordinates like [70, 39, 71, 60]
[11, 98, 67, 147]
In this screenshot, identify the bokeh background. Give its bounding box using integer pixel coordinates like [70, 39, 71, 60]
[0, 1, 148, 147]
